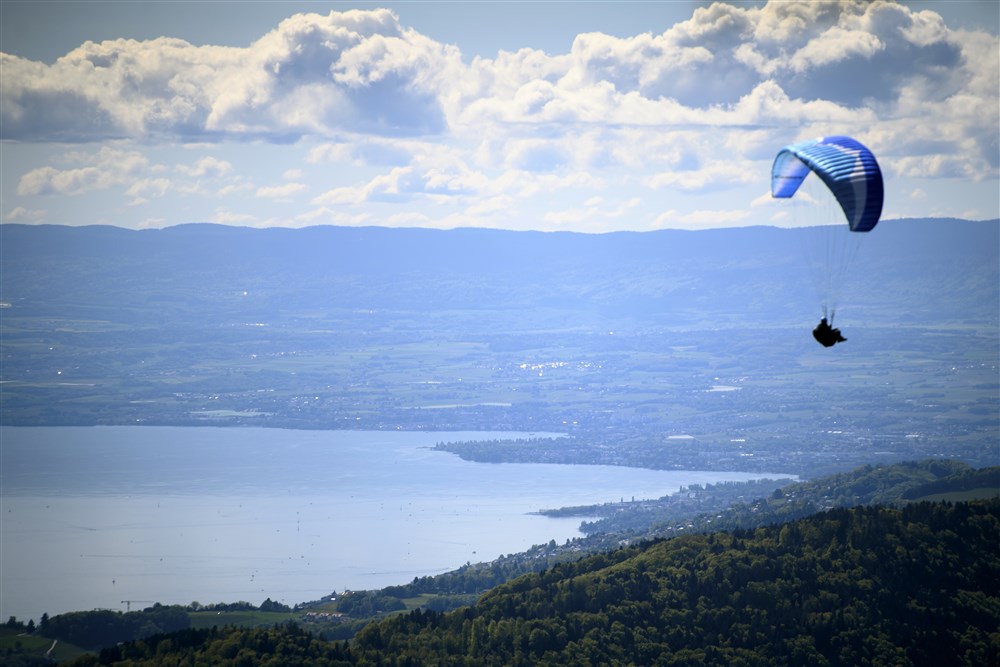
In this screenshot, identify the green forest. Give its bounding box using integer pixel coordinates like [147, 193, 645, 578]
[52, 499, 998, 667]
[5, 461, 997, 666]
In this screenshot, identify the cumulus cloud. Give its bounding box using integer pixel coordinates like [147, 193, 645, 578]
[503, 138, 571, 172]
[4, 206, 47, 222]
[1, 9, 458, 141]
[2, 1, 996, 230]
[4, 2, 990, 144]
[126, 177, 171, 205]
[17, 147, 150, 195]
[892, 154, 986, 180]
[13, 146, 252, 212]
[211, 207, 257, 225]
[255, 182, 307, 199]
[543, 196, 641, 227]
[313, 159, 483, 206]
[654, 208, 753, 230]
[307, 137, 415, 166]
[646, 159, 758, 193]
[178, 156, 233, 177]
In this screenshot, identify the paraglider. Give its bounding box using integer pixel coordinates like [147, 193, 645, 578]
[771, 136, 883, 347]
[812, 317, 846, 347]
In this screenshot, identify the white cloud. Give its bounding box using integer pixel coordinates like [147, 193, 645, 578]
[313, 167, 415, 205]
[126, 177, 171, 205]
[2, 9, 459, 141]
[294, 206, 373, 227]
[313, 156, 485, 206]
[654, 208, 753, 230]
[1, 2, 996, 232]
[17, 147, 149, 195]
[312, 185, 363, 206]
[4, 2, 986, 143]
[211, 207, 257, 225]
[137, 217, 168, 229]
[255, 182, 307, 199]
[2, 4, 992, 152]
[892, 154, 986, 181]
[178, 156, 233, 177]
[646, 159, 757, 193]
[307, 138, 416, 167]
[217, 181, 256, 197]
[465, 194, 515, 217]
[789, 26, 883, 72]
[543, 196, 640, 225]
[503, 138, 571, 172]
[384, 211, 435, 227]
[4, 206, 47, 222]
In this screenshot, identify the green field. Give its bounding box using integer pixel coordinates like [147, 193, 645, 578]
[0, 626, 90, 663]
[911, 487, 1000, 503]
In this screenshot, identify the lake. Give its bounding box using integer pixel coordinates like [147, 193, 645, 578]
[1, 426, 789, 622]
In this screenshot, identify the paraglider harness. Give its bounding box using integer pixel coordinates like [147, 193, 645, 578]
[813, 309, 846, 347]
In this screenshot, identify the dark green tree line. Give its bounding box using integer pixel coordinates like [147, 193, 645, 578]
[41, 604, 189, 652]
[60, 500, 1000, 666]
[349, 500, 1000, 666]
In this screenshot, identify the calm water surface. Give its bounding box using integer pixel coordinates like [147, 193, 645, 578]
[1, 426, 788, 621]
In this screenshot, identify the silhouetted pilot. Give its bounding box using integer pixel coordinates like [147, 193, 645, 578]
[813, 318, 846, 347]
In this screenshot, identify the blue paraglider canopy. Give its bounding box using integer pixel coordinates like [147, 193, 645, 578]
[771, 135, 883, 232]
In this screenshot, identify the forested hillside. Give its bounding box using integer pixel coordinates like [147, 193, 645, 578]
[64, 500, 1000, 667]
[576, 459, 1000, 538]
[366, 460, 998, 608]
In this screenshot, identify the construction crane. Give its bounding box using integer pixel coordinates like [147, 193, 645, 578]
[121, 600, 154, 612]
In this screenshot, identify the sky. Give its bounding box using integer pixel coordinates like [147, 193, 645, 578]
[1, 0, 998, 233]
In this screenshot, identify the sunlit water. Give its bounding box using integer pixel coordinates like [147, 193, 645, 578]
[1, 426, 788, 621]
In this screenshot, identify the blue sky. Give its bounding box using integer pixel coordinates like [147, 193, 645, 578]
[2, 0, 997, 232]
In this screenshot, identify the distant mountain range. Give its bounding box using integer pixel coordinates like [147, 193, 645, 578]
[2, 218, 997, 329]
[1, 219, 997, 474]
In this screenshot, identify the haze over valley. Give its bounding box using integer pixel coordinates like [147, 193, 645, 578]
[2, 220, 996, 479]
